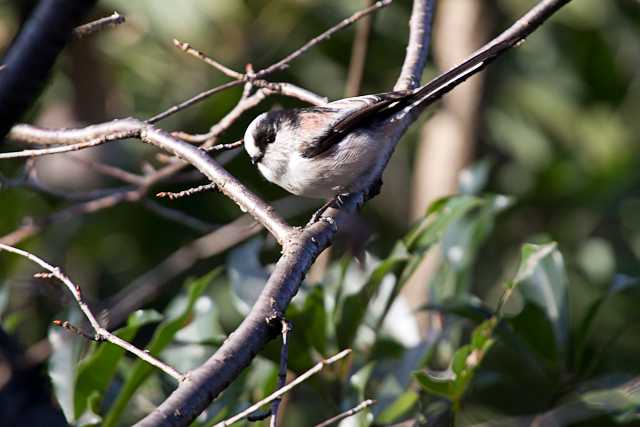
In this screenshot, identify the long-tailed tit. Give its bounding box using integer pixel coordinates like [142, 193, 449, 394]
[242, 50, 486, 205]
[243, 86, 431, 200]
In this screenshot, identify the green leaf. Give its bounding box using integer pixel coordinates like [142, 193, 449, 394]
[376, 390, 419, 424]
[76, 391, 102, 427]
[416, 296, 492, 324]
[48, 309, 84, 423]
[458, 158, 492, 195]
[513, 243, 569, 360]
[413, 371, 454, 400]
[574, 275, 640, 372]
[294, 285, 327, 355]
[449, 320, 496, 401]
[102, 269, 218, 427]
[335, 256, 408, 349]
[405, 196, 484, 253]
[74, 309, 162, 418]
[351, 362, 376, 401]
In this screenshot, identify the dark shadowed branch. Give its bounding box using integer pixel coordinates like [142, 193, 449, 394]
[0, 0, 97, 138]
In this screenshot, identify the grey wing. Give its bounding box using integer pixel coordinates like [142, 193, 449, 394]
[300, 90, 412, 158]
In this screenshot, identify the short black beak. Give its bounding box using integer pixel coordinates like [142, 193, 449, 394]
[250, 157, 257, 165]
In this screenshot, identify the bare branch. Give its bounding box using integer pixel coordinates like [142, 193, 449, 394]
[314, 399, 377, 427]
[395, 0, 435, 91]
[214, 349, 352, 427]
[139, 125, 293, 243]
[73, 12, 125, 39]
[0, 243, 185, 382]
[146, 80, 244, 124]
[173, 39, 243, 80]
[0, 187, 140, 246]
[147, 0, 384, 124]
[253, 0, 393, 79]
[173, 39, 328, 107]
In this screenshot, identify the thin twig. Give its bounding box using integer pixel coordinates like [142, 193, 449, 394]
[147, 0, 386, 124]
[214, 349, 352, 427]
[0, 136, 119, 159]
[73, 12, 125, 39]
[203, 141, 244, 152]
[0, 243, 185, 382]
[173, 39, 328, 107]
[156, 183, 217, 200]
[314, 399, 377, 427]
[173, 39, 243, 79]
[253, 0, 393, 79]
[146, 80, 244, 124]
[270, 320, 292, 427]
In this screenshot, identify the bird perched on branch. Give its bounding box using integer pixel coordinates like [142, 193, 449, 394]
[242, 81, 453, 205]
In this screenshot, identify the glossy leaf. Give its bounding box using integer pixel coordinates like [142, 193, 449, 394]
[48, 309, 84, 423]
[511, 243, 569, 363]
[404, 196, 484, 253]
[376, 390, 419, 424]
[335, 255, 408, 349]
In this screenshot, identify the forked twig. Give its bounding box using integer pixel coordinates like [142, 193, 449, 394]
[0, 243, 185, 382]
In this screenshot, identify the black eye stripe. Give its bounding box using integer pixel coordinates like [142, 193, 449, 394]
[251, 109, 302, 151]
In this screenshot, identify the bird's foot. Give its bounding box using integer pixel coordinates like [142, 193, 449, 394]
[307, 193, 350, 226]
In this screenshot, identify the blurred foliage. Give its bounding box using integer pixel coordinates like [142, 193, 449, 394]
[1, 0, 640, 426]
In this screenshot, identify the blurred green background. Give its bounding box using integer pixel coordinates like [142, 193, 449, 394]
[1, 0, 640, 426]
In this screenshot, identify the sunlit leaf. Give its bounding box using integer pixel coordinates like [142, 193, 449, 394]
[405, 196, 484, 253]
[376, 390, 419, 424]
[335, 255, 408, 349]
[512, 243, 569, 357]
[48, 309, 84, 423]
[413, 371, 454, 400]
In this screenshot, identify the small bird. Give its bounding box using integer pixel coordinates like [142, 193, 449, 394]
[243, 86, 431, 201]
